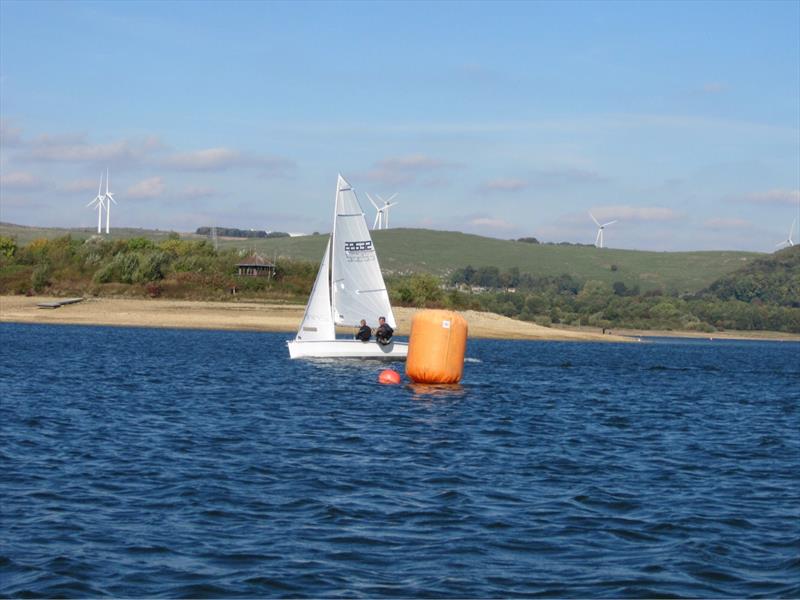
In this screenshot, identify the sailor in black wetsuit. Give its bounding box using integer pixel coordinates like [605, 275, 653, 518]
[375, 316, 394, 345]
[355, 319, 371, 342]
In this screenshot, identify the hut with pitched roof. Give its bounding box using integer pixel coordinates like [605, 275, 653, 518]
[236, 253, 275, 278]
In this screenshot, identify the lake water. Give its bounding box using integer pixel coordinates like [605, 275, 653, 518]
[1, 323, 798, 598]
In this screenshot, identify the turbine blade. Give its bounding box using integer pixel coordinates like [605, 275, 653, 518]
[365, 193, 379, 210]
[603, 220, 618, 227]
[589, 211, 601, 226]
[385, 193, 398, 203]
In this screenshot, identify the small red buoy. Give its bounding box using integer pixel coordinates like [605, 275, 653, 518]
[378, 369, 401, 385]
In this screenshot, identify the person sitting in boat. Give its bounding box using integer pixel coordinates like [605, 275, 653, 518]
[355, 319, 371, 342]
[375, 316, 394, 346]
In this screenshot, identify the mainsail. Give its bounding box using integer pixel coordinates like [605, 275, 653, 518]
[330, 175, 396, 328]
[294, 239, 336, 341]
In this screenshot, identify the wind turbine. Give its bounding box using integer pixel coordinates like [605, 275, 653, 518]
[366, 193, 383, 230]
[366, 192, 399, 230]
[86, 172, 106, 234]
[590, 212, 617, 249]
[775, 218, 795, 249]
[103, 168, 117, 234]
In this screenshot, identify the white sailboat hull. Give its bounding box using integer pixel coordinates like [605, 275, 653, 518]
[287, 339, 408, 360]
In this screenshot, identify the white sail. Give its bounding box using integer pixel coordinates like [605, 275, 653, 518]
[330, 174, 396, 328]
[294, 238, 335, 341]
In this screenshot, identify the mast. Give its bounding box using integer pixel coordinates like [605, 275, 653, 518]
[330, 175, 340, 322]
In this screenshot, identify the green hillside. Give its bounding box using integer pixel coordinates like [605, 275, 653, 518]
[0, 223, 186, 246]
[0, 223, 760, 293]
[224, 228, 759, 293]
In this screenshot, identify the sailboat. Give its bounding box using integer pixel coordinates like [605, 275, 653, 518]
[287, 175, 409, 360]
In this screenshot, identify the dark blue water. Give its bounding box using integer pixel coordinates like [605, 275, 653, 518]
[1, 323, 798, 598]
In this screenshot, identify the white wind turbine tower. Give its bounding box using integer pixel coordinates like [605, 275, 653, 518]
[775, 218, 795, 249]
[86, 172, 106, 234]
[103, 168, 117, 234]
[366, 193, 399, 230]
[590, 211, 617, 248]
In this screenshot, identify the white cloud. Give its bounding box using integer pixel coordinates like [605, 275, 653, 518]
[21, 134, 162, 163]
[126, 177, 165, 200]
[0, 195, 42, 209]
[469, 216, 516, 230]
[532, 168, 609, 186]
[698, 82, 728, 94]
[704, 217, 751, 230]
[589, 205, 684, 223]
[0, 120, 23, 146]
[375, 155, 451, 170]
[361, 154, 456, 185]
[480, 178, 528, 192]
[176, 185, 217, 200]
[0, 171, 43, 190]
[738, 189, 800, 206]
[161, 147, 292, 174]
[162, 148, 241, 170]
[60, 178, 102, 193]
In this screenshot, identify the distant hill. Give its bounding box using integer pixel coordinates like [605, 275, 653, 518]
[0, 223, 186, 245]
[0, 223, 760, 293]
[698, 245, 799, 307]
[235, 228, 759, 293]
[195, 227, 290, 239]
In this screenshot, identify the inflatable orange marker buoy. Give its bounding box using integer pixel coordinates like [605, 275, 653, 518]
[406, 310, 468, 384]
[378, 369, 402, 385]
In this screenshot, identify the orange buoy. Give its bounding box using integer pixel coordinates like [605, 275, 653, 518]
[378, 369, 402, 385]
[405, 310, 468, 384]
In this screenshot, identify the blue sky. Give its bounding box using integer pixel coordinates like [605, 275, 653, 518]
[1, 0, 798, 251]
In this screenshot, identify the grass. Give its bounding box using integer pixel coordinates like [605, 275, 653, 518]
[1, 223, 761, 293]
[223, 228, 760, 293]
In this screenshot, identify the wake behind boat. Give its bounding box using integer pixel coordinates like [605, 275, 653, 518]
[287, 175, 408, 360]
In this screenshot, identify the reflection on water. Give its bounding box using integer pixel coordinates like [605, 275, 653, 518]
[406, 382, 466, 400]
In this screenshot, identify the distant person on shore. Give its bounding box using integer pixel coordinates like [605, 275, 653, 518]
[355, 319, 371, 342]
[375, 316, 394, 345]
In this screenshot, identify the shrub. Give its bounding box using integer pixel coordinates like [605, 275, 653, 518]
[135, 251, 171, 282]
[126, 237, 155, 252]
[394, 274, 443, 306]
[31, 263, 51, 292]
[93, 252, 141, 284]
[0, 236, 17, 258]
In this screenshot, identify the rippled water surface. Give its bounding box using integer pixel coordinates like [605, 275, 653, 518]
[1, 323, 799, 598]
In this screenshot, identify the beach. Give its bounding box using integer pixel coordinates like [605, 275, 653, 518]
[4, 295, 798, 342]
[0, 295, 633, 342]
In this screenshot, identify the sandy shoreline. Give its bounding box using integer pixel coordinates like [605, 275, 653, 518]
[0, 295, 632, 342]
[3, 296, 797, 342]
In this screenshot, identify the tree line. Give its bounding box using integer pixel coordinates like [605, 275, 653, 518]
[399, 248, 800, 333]
[195, 227, 289, 238]
[1, 235, 797, 333]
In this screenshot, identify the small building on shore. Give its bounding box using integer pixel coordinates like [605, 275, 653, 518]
[236, 254, 276, 278]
